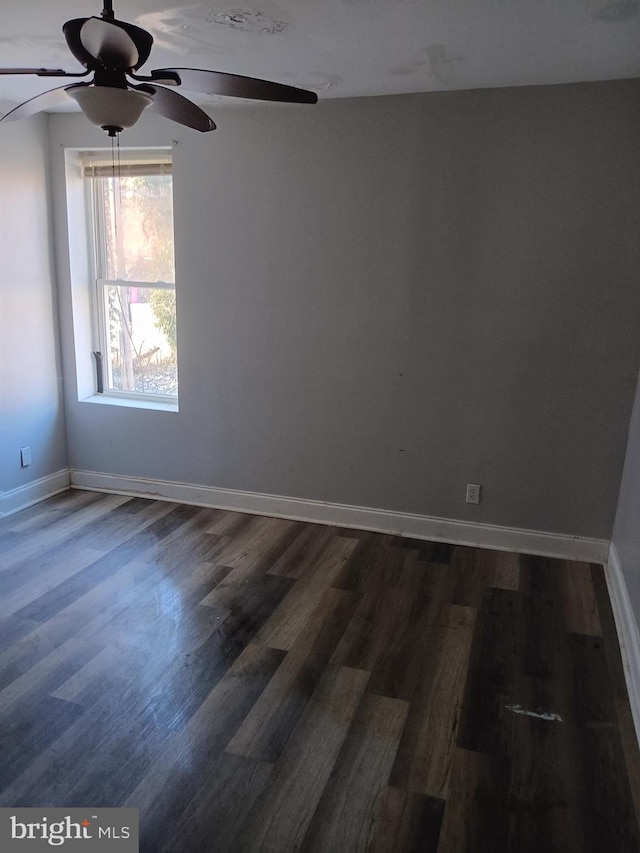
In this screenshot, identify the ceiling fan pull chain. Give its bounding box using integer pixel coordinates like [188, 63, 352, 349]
[110, 134, 119, 240]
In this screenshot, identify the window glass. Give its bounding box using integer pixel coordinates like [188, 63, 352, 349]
[101, 173, 175, 283]
[83, 152, 178, 402]
[104, 283, 178, 396]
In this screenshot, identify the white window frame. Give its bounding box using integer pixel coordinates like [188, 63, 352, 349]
[82, 149, 178, 406]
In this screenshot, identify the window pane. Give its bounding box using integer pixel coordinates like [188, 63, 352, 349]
[101, 174, 175, 283]
[105, 284, 178, 396]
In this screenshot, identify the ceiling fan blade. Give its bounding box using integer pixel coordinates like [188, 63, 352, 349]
[133, 84, 216, 132]
[0, 68, 88, 77]
[143, 68, 318, 104]
[0, 83, 86, 123]
[63, 17, 153, 70]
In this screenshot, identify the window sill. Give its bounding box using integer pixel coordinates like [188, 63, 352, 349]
[81, 394, 179, 413]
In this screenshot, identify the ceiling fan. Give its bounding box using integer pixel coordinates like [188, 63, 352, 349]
[0, 0, 317, 137]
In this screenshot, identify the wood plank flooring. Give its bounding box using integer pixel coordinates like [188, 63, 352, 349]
[1, 489, 639, 851]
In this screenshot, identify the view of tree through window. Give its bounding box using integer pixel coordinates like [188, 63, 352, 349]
[91, 161, 177, 399]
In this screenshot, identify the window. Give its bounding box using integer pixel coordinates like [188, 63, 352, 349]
[81, 150, 178, 404]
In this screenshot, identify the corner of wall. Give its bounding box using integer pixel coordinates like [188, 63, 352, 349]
[606, 542, 640, 745]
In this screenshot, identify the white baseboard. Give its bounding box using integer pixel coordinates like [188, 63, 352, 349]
[605, 543, 640, 744]
[69, 469, 609, 563]
[0, 469, 70, 518]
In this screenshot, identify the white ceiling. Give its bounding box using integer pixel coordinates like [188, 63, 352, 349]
[0, 0, 639, 114]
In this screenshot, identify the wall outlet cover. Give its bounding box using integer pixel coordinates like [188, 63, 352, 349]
[466, 483, 481, 504]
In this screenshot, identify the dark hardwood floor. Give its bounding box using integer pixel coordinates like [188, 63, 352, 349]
[1, 489, 639, 851]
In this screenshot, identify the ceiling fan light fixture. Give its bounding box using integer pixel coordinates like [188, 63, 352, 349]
[68, 85, 152, 135]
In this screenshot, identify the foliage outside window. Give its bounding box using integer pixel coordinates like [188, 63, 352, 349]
[83, 151, 178, 401]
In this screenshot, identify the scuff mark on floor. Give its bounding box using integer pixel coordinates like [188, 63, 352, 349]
[505, 704, 563, 722]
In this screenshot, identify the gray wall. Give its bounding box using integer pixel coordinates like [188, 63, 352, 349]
[0, 115, 67, 495]
[613, 366, 640, 617]
[50, 79, 640, 538]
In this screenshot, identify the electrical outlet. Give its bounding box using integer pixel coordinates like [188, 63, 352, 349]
[20, 446, 31, 467]
[466, 483, 481, 504]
